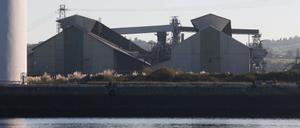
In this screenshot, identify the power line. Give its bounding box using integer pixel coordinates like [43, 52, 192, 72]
[69, 8, 203, 13]
[28, 12, 57, 32]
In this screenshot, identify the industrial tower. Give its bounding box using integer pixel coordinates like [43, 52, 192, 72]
[0, 0, 27, 84]
[57, 3, 68, 33]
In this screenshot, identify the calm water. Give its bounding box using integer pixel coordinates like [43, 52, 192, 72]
[1, 118, 300, 128]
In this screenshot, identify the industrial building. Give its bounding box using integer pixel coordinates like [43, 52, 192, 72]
[28, 13, 266, 75]
[113, 14, 266, 74]
[155, 14, 251, 73]
[28, 15, 150, 75]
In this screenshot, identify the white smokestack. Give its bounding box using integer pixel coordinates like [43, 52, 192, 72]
[0, 0, 27, 84]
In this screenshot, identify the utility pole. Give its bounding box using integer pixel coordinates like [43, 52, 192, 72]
[296, 48, 300, 64]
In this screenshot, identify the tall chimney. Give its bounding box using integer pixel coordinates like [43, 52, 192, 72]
[0, 0, 27, 84]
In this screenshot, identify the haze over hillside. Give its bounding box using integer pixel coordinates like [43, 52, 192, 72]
[263, 36, 300, 58]
[263, 36, 300, 72]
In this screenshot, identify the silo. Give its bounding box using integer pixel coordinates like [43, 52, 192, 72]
[0, 0, 27, 84]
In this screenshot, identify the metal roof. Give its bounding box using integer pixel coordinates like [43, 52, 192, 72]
[88, 33, 150, 65]
[191, 14, 231, 32]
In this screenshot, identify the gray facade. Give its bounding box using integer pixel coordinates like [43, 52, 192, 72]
[156, 14, 250, 74]
[83, 33, 115, 74]
[28, 15, 149, 75]
[29, 14, 253, 75]
[28, 32, 64, 75]
[158, 33, 202, 72]
[219, 31, 250, 73]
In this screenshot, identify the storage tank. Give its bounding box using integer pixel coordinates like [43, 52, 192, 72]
[0, 0, 27, 84]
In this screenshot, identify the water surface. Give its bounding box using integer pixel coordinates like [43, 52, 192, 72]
[1, 118, 300, 128]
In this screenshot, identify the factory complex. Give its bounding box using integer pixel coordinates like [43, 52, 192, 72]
[0, 0, 267, 83]
[28, 14, 267, 75]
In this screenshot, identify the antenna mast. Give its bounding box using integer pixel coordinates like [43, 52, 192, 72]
[296, 48, 300, 64]
[57, 2, 67, 33]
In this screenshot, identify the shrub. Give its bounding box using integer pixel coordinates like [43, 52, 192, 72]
[142, 67, 154, 76]
[89, 70, 115, 82]
[68, 72, 86, 83]
[148, 68, 177, 81]
[257, 71, 300, 82]
[211, 73, 233, 82]
[40, 73, 53, 83]
[103, 70, 115, 81]
[54, 74, 68, 84]
[90, 73, 105, 81]
[198, 74, 219, 82]
[27, 76, 42, 84]
[26, 69, 300, 84]
[115, 74, 143, 82]
[173, 73, 199, 82]
[229, 74, 256, 82]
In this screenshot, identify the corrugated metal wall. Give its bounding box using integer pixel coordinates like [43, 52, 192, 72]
[114, 50, 148, 74]
[83, 33, 114, 74]
[63, 27, 84, 74]
[200, 27, 221, 72]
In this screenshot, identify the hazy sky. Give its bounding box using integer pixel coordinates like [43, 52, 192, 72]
[28, 0, 300, 44]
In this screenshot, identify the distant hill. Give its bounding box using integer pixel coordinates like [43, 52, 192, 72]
[262, 36, 300, 72]
[263, 36, 300, 58]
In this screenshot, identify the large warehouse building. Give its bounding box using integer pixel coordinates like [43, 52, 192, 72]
[156, 14, 250, 73]
[28, 15, 150, 75]
[28, 14, 264, 75]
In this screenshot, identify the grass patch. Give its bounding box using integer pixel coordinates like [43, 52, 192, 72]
[27, 68, 300, 84]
